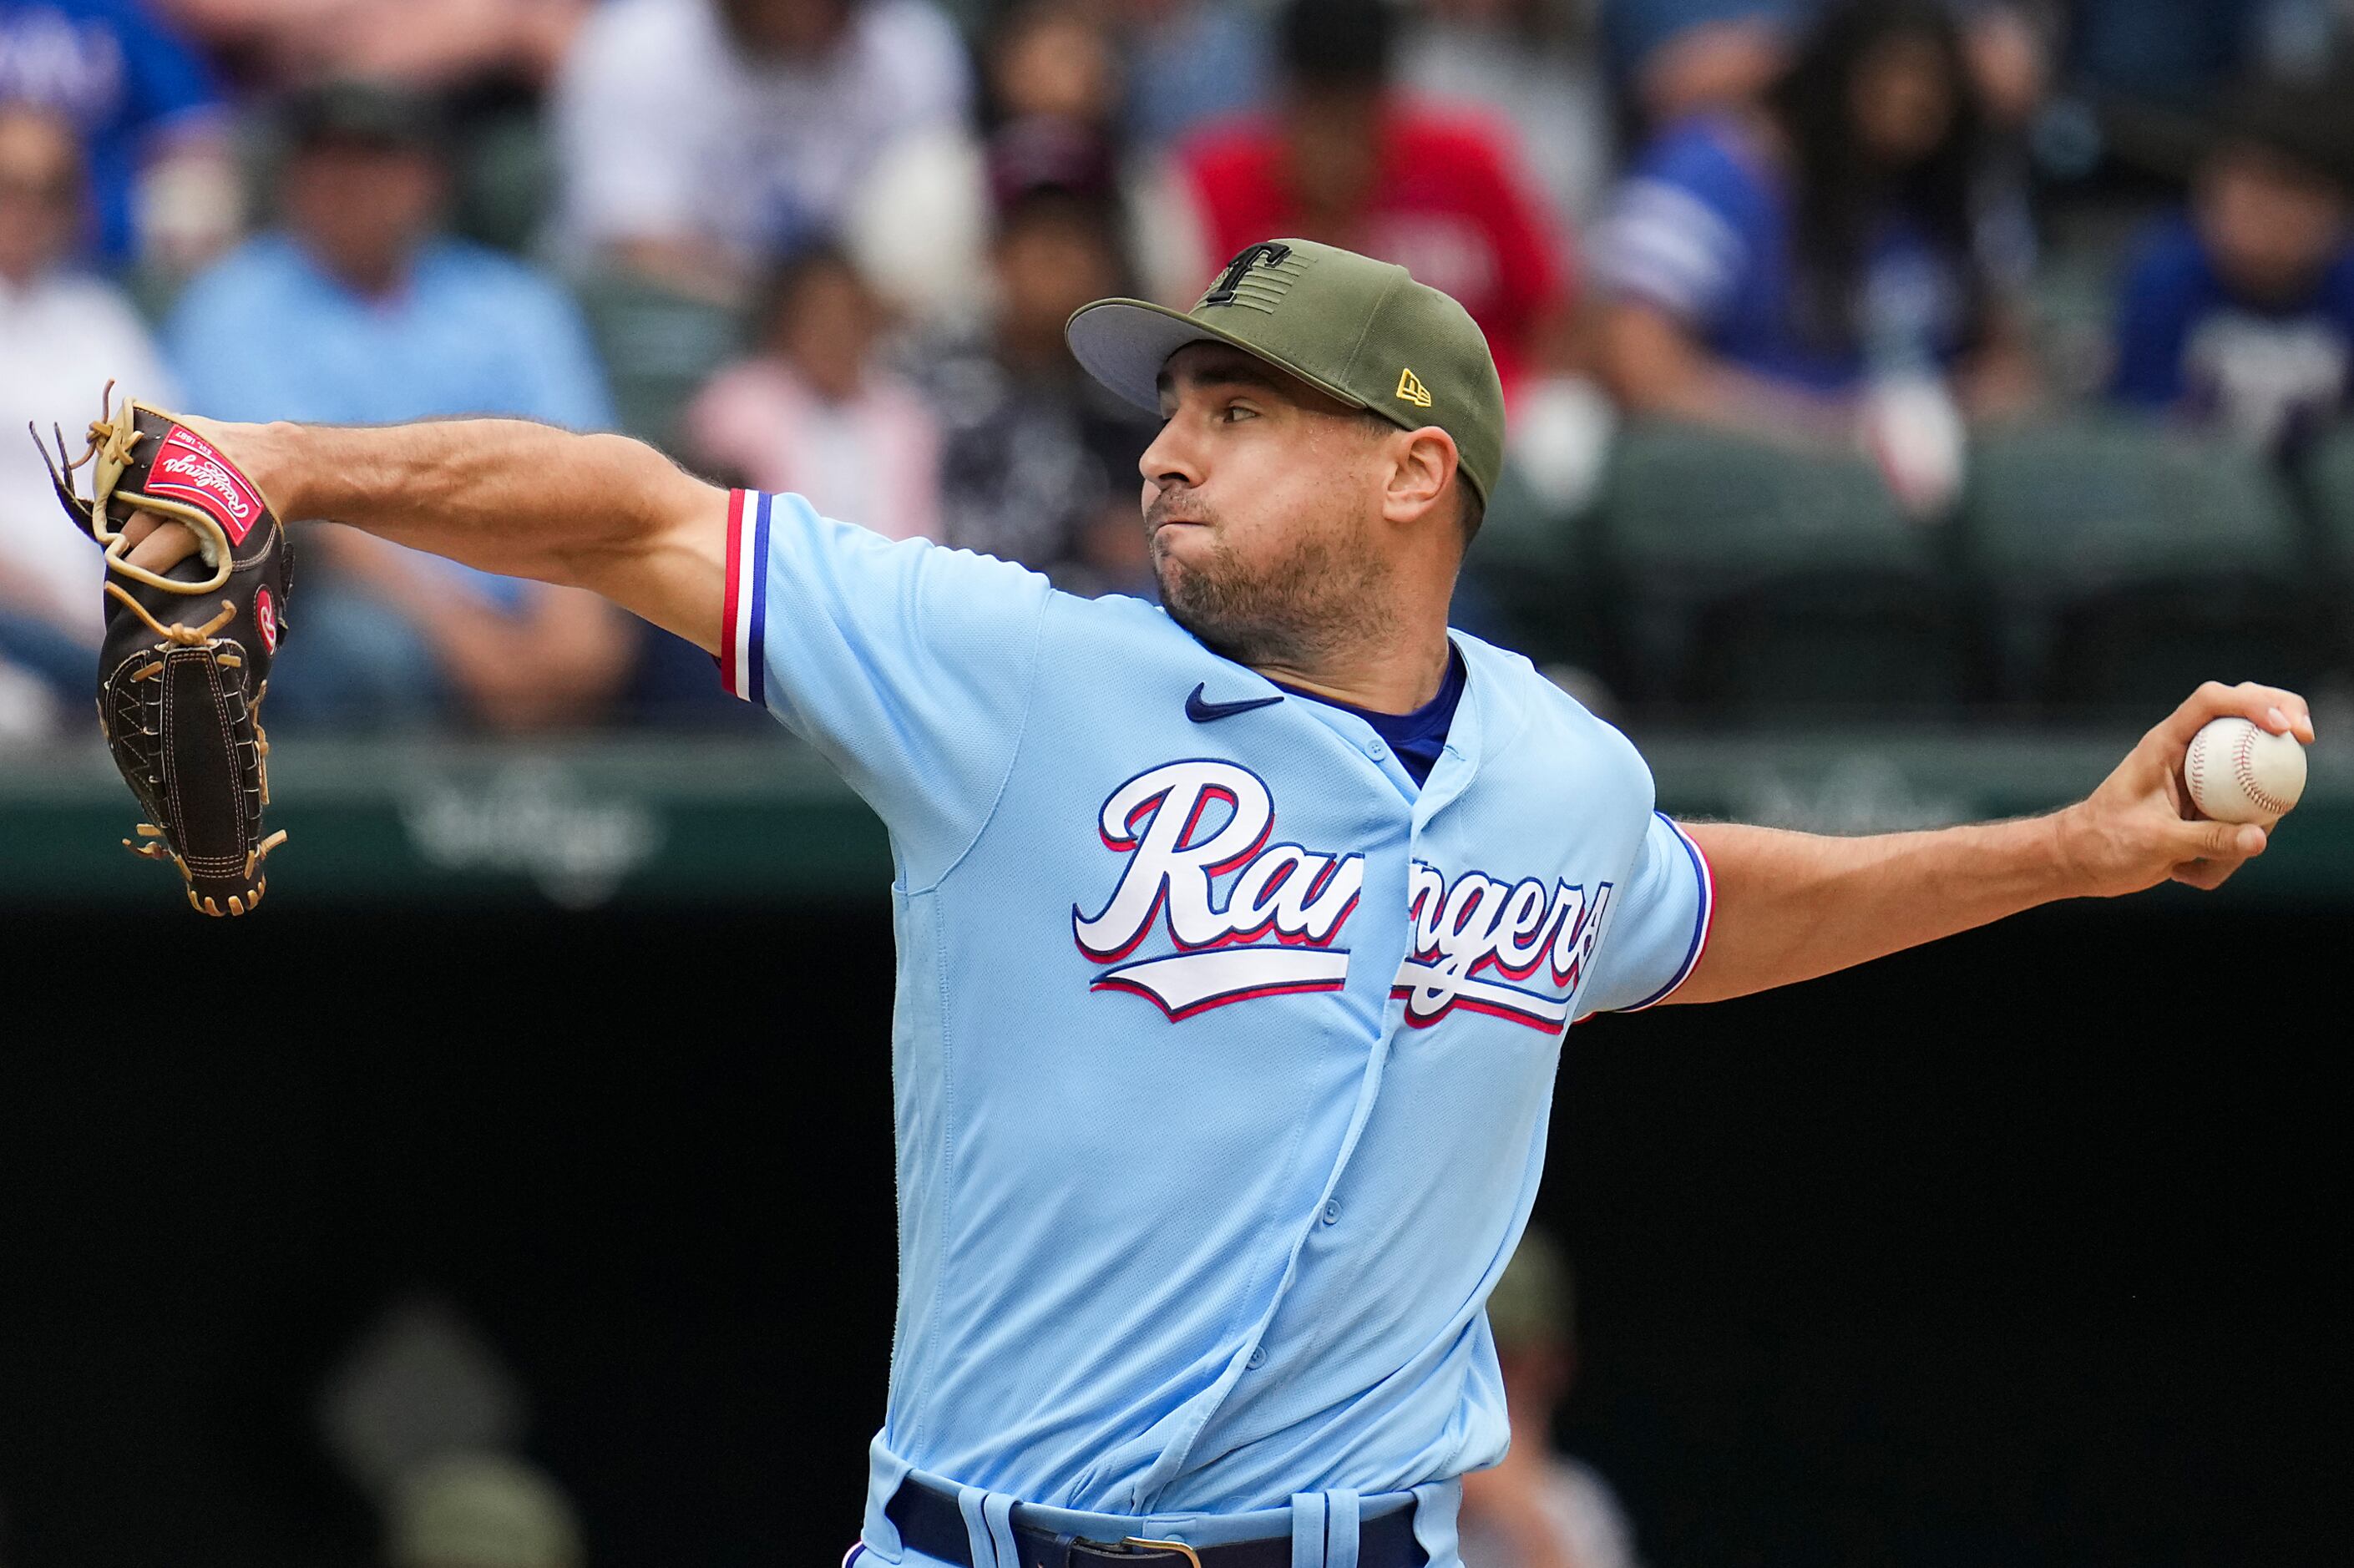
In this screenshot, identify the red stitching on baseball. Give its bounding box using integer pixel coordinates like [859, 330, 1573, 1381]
[2234, 726, 2288, 815]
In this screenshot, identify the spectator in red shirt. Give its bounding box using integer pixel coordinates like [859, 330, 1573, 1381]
[1142, 0, 1574, 394]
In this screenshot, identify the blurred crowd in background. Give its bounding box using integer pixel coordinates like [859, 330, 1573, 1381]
[4, 0, 2354, 736]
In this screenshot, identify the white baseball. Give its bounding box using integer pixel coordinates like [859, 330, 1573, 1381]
[2184, 716, 2306, 824]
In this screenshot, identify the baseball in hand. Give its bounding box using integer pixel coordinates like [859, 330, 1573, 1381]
[2184, 716, 2307, 824]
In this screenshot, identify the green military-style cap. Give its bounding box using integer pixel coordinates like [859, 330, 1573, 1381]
[1066, 239, 1506, 505]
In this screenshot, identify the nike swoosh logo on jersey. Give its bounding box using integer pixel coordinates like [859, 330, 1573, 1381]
[1185, 684, 1283, 722]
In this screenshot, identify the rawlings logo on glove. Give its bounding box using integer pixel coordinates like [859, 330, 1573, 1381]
[33, 386, 294, 916]
[145, 429, 266, 543]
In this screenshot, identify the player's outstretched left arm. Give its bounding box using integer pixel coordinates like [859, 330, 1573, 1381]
[1666, 682, 2314, 1006]
[115, 415, 733, 653]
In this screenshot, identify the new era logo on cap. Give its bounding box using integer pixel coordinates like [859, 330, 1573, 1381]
[1395, 367, 1432, 407]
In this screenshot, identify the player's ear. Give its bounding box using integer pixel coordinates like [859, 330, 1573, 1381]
[1379, 427, 1457, 529]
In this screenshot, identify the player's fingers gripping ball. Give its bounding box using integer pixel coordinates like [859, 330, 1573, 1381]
[2184, 716, 2307, 825]
[33, 385, 294, 916]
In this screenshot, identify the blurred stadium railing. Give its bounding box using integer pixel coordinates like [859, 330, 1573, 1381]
[7, 728, 2347, 908]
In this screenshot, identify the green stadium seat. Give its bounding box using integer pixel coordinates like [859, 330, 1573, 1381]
[450, 110, 557, 257]
[1962, 415, 2324, 714]
[1594, 420, 1968, 721]
[2020, 205, 2149, 402]
[1460, 461, 1608, 670]
[571, 271, 747, 450]
[2297, 423, 2354, 572]
[120, 262, 181, 331]
[2308, 424, 2354, 549]
[2293, 426, 2354, 671]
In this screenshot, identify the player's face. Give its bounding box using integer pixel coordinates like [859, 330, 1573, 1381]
[1142, 342, 1399, 669]
[1849, 34, 1957, 170]
[2199, 146, 2351, 303]
[721, 0, 851, 57]
[0, 109, 80, 285]
[282, 139, 443, 293]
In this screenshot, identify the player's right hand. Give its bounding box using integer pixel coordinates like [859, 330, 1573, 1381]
[2056, 681, 2315, 896]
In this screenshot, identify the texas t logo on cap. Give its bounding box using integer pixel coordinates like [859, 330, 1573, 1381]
[1203, 242, 1293, 306]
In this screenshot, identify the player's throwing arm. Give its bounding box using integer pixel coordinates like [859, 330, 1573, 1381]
[1663, 682, 2311, 1005]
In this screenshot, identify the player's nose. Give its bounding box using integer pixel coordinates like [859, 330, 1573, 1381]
[1139, 420, 1203, 490]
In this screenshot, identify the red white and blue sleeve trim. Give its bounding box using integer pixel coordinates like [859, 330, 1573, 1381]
[1621, 813, 1716, 1011]
[719, 489, 773, 704]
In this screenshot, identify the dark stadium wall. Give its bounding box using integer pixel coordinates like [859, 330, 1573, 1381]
[1, 902, 2341, 1568]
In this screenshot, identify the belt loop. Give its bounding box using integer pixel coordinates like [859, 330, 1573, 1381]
[983, 1493, 1020, 1568]
[1289, 1492, 1329, 1568]
[957, 1485, 999, 1568]
[1324, 1491, 1360, 1568]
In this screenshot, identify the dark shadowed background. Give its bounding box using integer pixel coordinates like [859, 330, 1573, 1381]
[3, 897, 2340, 1568]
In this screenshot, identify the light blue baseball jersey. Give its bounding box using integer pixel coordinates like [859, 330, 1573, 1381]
[718, 491, 1712, 1566]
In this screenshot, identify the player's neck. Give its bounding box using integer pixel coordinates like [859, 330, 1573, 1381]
[1250, 622, 1453, 715]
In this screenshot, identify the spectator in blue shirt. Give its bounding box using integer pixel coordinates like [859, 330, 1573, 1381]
[1592, 0, 2033, 450]
[165, 80, 635, 730]
[2111, 75, 2354, 456]
[0, 0, 236, 265]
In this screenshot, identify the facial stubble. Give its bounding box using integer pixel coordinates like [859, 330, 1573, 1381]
[1150, 500, 1397, 672]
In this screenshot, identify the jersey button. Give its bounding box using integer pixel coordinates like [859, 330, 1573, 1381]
[1363, 737, 1386, 760]
[1321, 1199, 1341, 1225]
[1246, 1346, 1266, 1370]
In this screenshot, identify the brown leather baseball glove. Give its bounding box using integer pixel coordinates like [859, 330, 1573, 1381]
[34, 387, 293, 916]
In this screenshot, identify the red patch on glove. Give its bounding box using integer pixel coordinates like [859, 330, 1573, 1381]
[144, 425, 265, 547]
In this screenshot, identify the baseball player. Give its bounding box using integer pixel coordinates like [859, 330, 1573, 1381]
[104, 240, 2310, 1568]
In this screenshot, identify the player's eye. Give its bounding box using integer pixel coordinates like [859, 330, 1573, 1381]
[1219, 402, 1259, 423]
